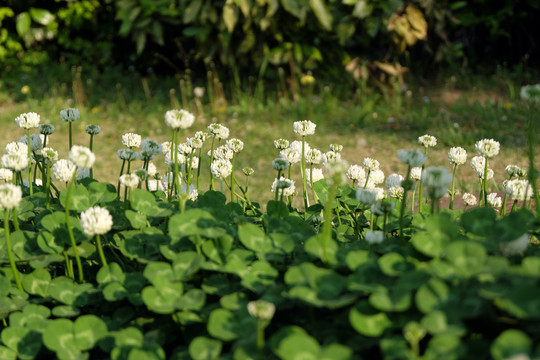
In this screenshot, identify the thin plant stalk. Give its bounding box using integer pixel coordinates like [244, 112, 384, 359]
[68, 122, 73, 150]
[256, 319, 265, 360]
[321, 182, 337, 264]
[45, 160, 52, 209]
[4, 210, 23, 291]
[65, 174, 84, 283]
[449, 164, 457, 209]
[418, 149, 427, 212]
[482, 158, 489, 206]
[363, 170, 371, 189]
[230, 154, 236, 202]
[117, 160, 126, 196]
[89, 134, 94, 179]
[209, 136, 216, 190]
[95, 234, 108, 267]
[399, 166, 412, 242]
[27, 129, 33, 196]
[300, 136, 309, 211]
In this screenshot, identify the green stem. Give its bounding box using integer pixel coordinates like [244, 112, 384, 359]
[483, 157, 489, 207]
[117, 160, 126, 197]
[399, 166, 412, 242]
[449, 164, 457, 209]
[89, 134, 94, 179]
[5, 210, 23, 291]
[501, 192, 508, 216]
[418, 148, 428, 212]
[209, 136, 216, 191]
[95, 234, 108, 267]
[69, 122, 73, 150]
[65, 175, 84, 283]
[27, 129, 33, 196]
[321, 183, 337, 264]
[45, 161, 51, 209]
[230, 154, 236, 202]
[196, 148, 202, 191]
[363, 170, 371, 189]
[11, 208, 20, 231]
[256, 319, 265, 360]
[301, 136, 309, 211]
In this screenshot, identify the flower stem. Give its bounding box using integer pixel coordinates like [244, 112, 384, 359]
[27, 129, 33, 196]
[449, 164, 457, 209]
[418, 149, 428, 212]
[321, 182, 337, 264]
[4, 210, 23, 291]
[399, 166, 412, 242]
[69, 122, 73, 150]
[301, 136, 309, 211]
[89, 134, 94, 179]
[483, 157, 489, 207]
[209, 136, 216, 191]
[256, 319, 265, 360]
[65, 175, 84, 283]
[95, 234, 108, 267]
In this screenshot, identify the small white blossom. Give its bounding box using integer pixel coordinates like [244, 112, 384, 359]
[193, 87, 205, 99]
[271, 177, 296, 197]
[272, 158, 289, 171]
[164, 150, 186, 166]
[324, 160, 348, 185]
[356, 188, 378, 205]
[322, 151, 341, 164]
[122, 133, 142, 148]
[5, 142, 28, 156]
[422, 166, 452, 199]
[385, 173, 404, 189]
[208, 123, 230, 140]
[397, 149, 426, 167]
[462, 193, 477, 207]
[18, 134, 43, 152]
[499, 233, 530, 257]
[293, 120, 316, 136]
[148, 179, 166, 192]
[280, 148, 301, 164]
[15, 112, 40, 129]
[505, 165, 522, 178]
[243, 167, 254, 176]
[161, 141, 172, 154]
[329, 144, 343, 152]
[505, 179, 533, 201]
[39, 124, 55, 135]
[306, 168, 324, 185]
[140, 138, 162, 160]
[187, 137, 203, 150]
[247, 300, 276, 320]
[117, 149, 138, 161]
[165, 109, 195, 129]
[410, 167, 422, 181]
[60, 108, 80, 122]
[487, 192, 502, 208]
[212, 145, 234, 160]
[306, 149, 322, 164]
[274, 139, 289, 150]
[180, 184, 198, 201]
[211, 159, 233, 179]
[80, 206, 113, 237]
[85, 125, 101, 135]
[1, 153, 28, 172]
[370, 169, 385, 186]
[226, 138, 244, 153]
[52, 159, 76, 182]
[362, 158, 380, 172]
[147, 162, 158, 177]
[0, 168, 13, 183]
[0, 184, 22, 210]
[346, 165, 366, 182]
[364, 230, 384, 244]
[69, 145, 95, 169]
[119, 173, 140, 189]
[194, 131, 207, 143]
[418, 134, 437, 148]
[448, 147, 467, 166]
[387, 186, 404, 200]
[475, 138, 500, 158]
[289, 140, 310, 156]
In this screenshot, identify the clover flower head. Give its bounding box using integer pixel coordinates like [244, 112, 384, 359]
[60, 108, 80, 122]
[280, 148, 301, 164]
[274, 139, 289, 150]
[410, 167, 422, 181]
[329, 144, 343, 153]
[387, 186, 404, 200]
[462, 193, 477, 207]
[226, 138, 244, 153]
[194, 131, 207, 143]
[364, 230, 384, 244]
[271, 176, 295, 197]
[362, 158, 380, 172]
[346, 165, 366, 182]
[477, 167, 494, 180]
[161, 141, 172, 154]
[208, 123, 229, 140]
[0, 184, 22, 210]
[397, 149, 426, 167]
[147, 162, 158, 178]
[487, 192, 502, 208]
[85, 125, 101, 135]
[19, 134, 43, 152]
[272, 158, 289, 171]
[306, 148, 322, 164]
[1, 153, 28, 172]
[470, 156, 485, 174]
[520, 84, 540, 104]
[140, 138, 163, 160]
[193, 87, 205, 99]
[322, 151, 341, 164]
[293, 120, 316, 136]
[243, 167, 254, 176]
[119, 173, 140, 189]
[165, 109, 195, 129]
[187, 137, 204, 149]
[122, 133, 142, 148]
[306, 168, 324, 185]
[117, 149, 138, 161]
[475, 138, 500, 158]
[15, 112, 40, 129]
[39, 124, 55, 135]
[180, 184, 198, 201]
[211, 159, 233, 179]
[164, 150, 186, 166]
[370, 169, 385, 185]
[356, 188, 378, 205]
[289, 140, 310, 156]
[52, 159, 76, 182]
[213, 145, 234, 160]
[69, 145, 95, 169]
[505, 165, 521, 178]
[5, 142, 28, 156]
[76, 168, 90, 180]
[134, 168, 148, 181]
[80, 206, 113, 237]
[0, 168, 13, 183]
[177, 143, 193, 156]
[385, 173, 404, 189]
[247, 300, 276, 320]
[499, 233, 530, 257]
[324, 160, 348, 185]
[187, 156, 199, 170]
[505, 179, 533, 201]
[448, 147, 467, 166]
[148, 179, 166, 192]
[418, 134, 437, 148]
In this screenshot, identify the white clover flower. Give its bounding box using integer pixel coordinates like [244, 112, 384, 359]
[293, 120, 316, 136]
[1, 153, 28, 172]
[370, 169, 385, 185]
[164, 150, 186, 166]
[329, 144, 343, 152]
[208, 123, 229, 140]
[80, 206, 113, 237]
[280, 148, 301, 164]
[356, 188, 378, 205]
[272, 158, 289, 171]
[161, 141, 172, 154]
[76, 168, 90, 180]
[165, 109, 195, 129]
[448, 147, 467, 166]
[322, 151, 341, 164]
[85, 124, 101, 135]
[5, 142, 28, 156]
[226, 138, 244, 153]
[520, 84, 540, 103]
[134, 168, 148, 181]
[0, 184, 22, 209]
[462, 193, 477, 207]
[477, 168, 494, 180]
[0, 168, 13, 183]
[15, 112, 40, 129]
[122, 133, 142, 148]
[193, 87, 205, 99]
[475, 138, 500, 158]
[117, 149, 138, 161]
[147, 162, 158, 177]
[39, 124, 55, 135]
[411, 167, 422, 181]
[140, 138, 163, 160]
[499, 233, 530, 257]
[187, 137, 203, 149]
[274, 139, 290, 150]
[385, 173, 404, 189]
[487, 192, 502, 208]
[418, 134, 437, 148]
[188, 156, 199, 170]
[69, 145, 95, 169]
[180, 184, 198, 201]
[247, 300, 276, 320]
[212, 145, 234, 160]
[505, 179, 533, 201]
[397, 149, 426, 167]
[306, 168, 324, 185]
[421, 166, 452, 199]
[289, 140, 310, 156]
[194, 131, 207, 143]
[470, 156, 486, 173]
[306, 148, 322, 164]
[60, 108, 80, 122]
[211, 159, 233, 179]
[346, 165, 366, 181]
[364, 230, 384, 244]
[243, 167, 254, 176]
[505, 165, 521, 178]
[362, 158, 380, 172]
[148, 179, 166, 192]
[271, 177, 296, 197]
[119, 173, 140, 189]
[324, 160, 348, 185]
[52, 159, 76, 182]
[387, 186, 404, 200]
[160, 172, 182, 191]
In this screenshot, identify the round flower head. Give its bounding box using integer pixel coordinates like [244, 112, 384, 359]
[362, 158, 380, 172]
[243, 167, 254, 176]
[226, 138, 244, 153]
[187, 137, 203, 149]
[397, 149, 426, 167]
[0, 168, 13, 183]
[487, 193, 502, 208]
[289, 140, 310, 156]
[421, 166, 452, 199]
[499, 233, 530, 257]
[356, 188, 378, 205]
[306, 149, 322, 165]
[475, 138, 500, 158]
[140, 138, 163, 160]
[329, 144, 343, 153]
[15, 112, 40, 129]
[85, 125, 101, 135]
[410, 167, 422, 181]
[180, 184, 198, 201]
[476, 167, 494, 180]
[364, 230, 384, 244]
[19, 134, 43, 152]
[448, 147, 467, 166]
[69, 145, 95, 169]
[247, 300, 276, 320]
[274, 139, 289, 150]
[306, 168, 324, 185]
[505, 165, 522, 178]
[188, 156, 199, 170]
[211, 159, 233, 179]
[193, 87, 205, 99]
[177, 143, 193, 156]
[470, 156, 485, 173]
[60, 108, 80, 122]
[293, 120, 316, 136]
[147, 162, 158, 178]
[520, 84, 540, 104]
[272, 158, 289, 171]
[76, 168, 90, 181]
[134, 168, 148, 181]
[370, 169, 385, 186]
[39, 124, 55, 135]
[5, 142, 28, 156]
[0, 184, 22, 210]
[119, 173, 140, 189]
[165, 109, 195, 129]
[52, 159, 76, 182]
[324, 160, 348, 185]
[385, 173, 404, 189]
[208, 123, 230, 140]
[117, 149, 138, 161]
[80, 206, 113, 237]
[280, 148, 301, 164]
[346, 165, 366, 182]
[271, 177, 296, 197]
[387, 186, 404, 200]
[505, 179, 533, 201]
[164, 150, 186, 166]
[122, 133, 142, 148]
[418, 134, 437, 148]
[161, 141, 172, 154]
[194, 131, 207, 143]
[212, 145, 234, 160]
[462, 193, 478, 207]
[1, 153, 28, 172]
[322, 151, 341, 164]
[148, 179, 166, 192]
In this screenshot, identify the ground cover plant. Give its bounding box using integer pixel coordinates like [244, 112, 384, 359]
[0, 87, 539, 359]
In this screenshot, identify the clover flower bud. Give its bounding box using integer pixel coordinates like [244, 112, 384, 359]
[60, 108, 80, 122]
[247, 300, 276, 320]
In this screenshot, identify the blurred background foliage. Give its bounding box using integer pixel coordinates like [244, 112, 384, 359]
[0, 0, 538, 88]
